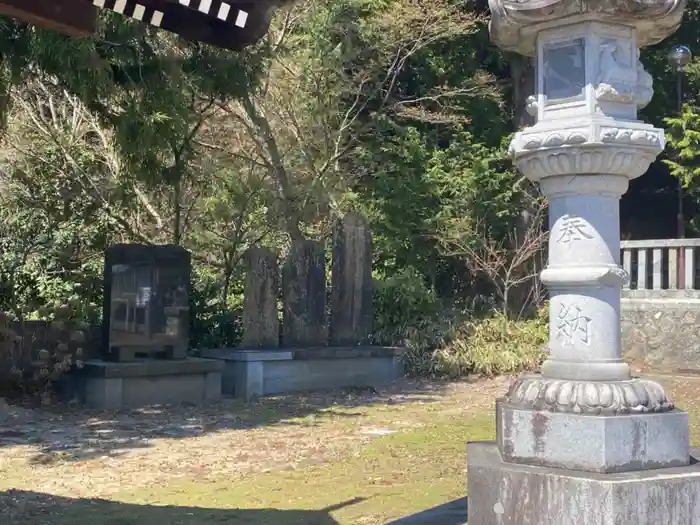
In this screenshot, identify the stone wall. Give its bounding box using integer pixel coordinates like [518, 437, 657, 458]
[1, 321, 101, 372]
[621, 290, 700, 372]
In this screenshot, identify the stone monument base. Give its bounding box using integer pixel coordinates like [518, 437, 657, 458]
[467, 441, 700, 525]
[67, 358, 223, 410]
[201, 346, 405, 401]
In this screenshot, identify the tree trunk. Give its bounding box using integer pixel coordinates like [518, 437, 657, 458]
[222, 252, 233, 310]
[511, 55, 536, 129]
[172, 179, 182, 246]
[509, 55, 541, 318]
[239, 95, 305, 241]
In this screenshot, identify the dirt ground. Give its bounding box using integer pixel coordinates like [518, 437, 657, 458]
[0, 377, 508, 499]
[1, 371, 700, 524]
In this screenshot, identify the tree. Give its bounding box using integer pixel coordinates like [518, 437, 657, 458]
[438, 199, 547, 325]
[0, 0, 534, 356]
[199, 0, 499, 241]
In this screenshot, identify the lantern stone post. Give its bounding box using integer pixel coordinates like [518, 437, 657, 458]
[467, 1, 700, 523]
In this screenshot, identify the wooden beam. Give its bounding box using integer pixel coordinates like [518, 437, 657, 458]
[160, 0, 274, 51]
[94, 0, 274, 51]
[174, 0, 275, 49]
[0, 0, 97, 36]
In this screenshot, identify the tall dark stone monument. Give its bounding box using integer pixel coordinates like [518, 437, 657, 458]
[282, 240, 327, 347]
[330, 212, 373, 346]
[102, 244, 191, 362]
[241, 247, 280, 348]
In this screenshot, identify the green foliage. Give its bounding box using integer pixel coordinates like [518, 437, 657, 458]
[371, 267, 546, 378]
[665, 106, 700, 190]
[371, 268, 458, 376]
[427, 132, 524, 251]
[639, 3, 700, 128]
[0, 203, 104, 321]
[431, 308, 548, 378]
[662, 52, 700, 232]
[0, 0, 566, 396]
[372, 267, 442, 346]
[189, 268, 245, 350]
[396, 306, 547, 379]
[357, 123, 437, 278]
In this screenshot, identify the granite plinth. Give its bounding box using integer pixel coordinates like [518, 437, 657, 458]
[467, 441, 700, 525]
[201, 346, 405, 401]
[70, 358, 223, 410]
[497, 400, 690, 473]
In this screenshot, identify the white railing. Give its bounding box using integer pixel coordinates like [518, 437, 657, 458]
[620, 239, 700, 291]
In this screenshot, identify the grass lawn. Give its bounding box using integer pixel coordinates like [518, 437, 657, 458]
[3, 373, 700, 525]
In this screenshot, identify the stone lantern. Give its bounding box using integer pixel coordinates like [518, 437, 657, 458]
[467, 1, 700, 523]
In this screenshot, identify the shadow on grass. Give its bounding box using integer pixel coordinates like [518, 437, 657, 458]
[0, 489, 365, 525]
[386, 497, 467, 525]
[0, 378, 465, 464]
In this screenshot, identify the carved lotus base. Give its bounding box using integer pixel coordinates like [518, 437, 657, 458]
[509, 117, 664, 183]
[505, 374, 674, 414]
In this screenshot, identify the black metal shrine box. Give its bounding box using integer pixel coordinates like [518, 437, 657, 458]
[102, 244, 191, 362]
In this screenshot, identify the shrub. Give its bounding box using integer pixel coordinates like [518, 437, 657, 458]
[189, 271, 245, 351]
[0, 312, 23, 395]
[371, 267, 547, 378]
[397, 313, 462, 377]
[372, 267, 442, 345]
[190, 308, 244, 351]
[371, 268, 455, 374]
[431, 308, 548, 378]
[399, 305, 548, 379]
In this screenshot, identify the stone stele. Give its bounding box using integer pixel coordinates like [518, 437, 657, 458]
[467, 1, 700, 524]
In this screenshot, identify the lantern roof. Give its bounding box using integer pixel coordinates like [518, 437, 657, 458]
[488, 0, 686, 56]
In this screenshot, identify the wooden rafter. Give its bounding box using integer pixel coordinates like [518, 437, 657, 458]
[92, 0, 250, 29]
[93, 0, 274, 50]
[0, 0, 97, 36]
[0, 0, 277, 50]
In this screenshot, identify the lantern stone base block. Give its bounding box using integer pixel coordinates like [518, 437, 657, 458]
[467, 441, 700, 525]
[496, 400, 690, 473]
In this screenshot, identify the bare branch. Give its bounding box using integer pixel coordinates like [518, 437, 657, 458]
[439, 199, 549, 320]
